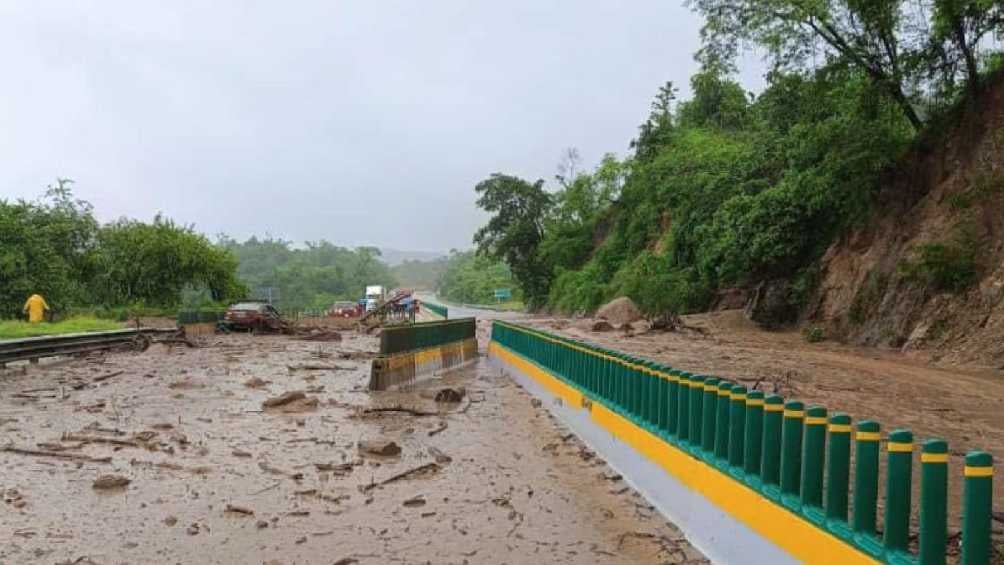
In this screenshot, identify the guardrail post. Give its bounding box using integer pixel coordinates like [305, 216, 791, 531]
[780, 400, 805, 504]
[701, 377, 719, 454]
[728, 385, 746, 470]
[919, 438, 948, 565]
[962, 451, 993, 565]
[677, 372, 690, 441]
[716, 380, 732, 460]
[853, 420, 881, 540]
[825, 412, 852, 523]
[689, 375, 705, 448]
[761, 395, 784, 489]
[744, 390, 765, 478]
[801, 405, 827, 511]
[883, 429, 913, 553]
[667, 368, 679, 437]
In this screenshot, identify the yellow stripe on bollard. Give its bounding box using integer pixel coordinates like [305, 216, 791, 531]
[921, 453, 948, 463]
[828, 424, 852, 433]
[856, 431, 881, 441]
[888, 442, 913, 453]
[964, 466, 993, 477]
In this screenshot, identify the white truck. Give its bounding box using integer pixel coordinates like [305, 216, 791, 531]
[364, 285, 386, 312]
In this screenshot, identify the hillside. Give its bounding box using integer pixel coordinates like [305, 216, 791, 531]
[809, 74, 1004, 369]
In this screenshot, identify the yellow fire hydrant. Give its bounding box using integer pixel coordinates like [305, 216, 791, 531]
[23, 294, 50, 323]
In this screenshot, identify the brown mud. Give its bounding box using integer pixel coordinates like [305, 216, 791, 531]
[0, 330, 703, 564]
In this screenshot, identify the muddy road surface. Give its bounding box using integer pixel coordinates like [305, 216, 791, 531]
[0, 331, 703, 564]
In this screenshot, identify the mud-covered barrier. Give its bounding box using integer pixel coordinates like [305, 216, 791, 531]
[369, 318, 477, 390]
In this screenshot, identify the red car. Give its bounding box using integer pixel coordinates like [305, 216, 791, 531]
[223, 301, 287, 332]
[330, 301, 362, 318]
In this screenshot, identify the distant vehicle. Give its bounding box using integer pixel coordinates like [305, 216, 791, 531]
[222, 301, 286, 332]
[330, 301, 361, 318]
[364, 285, 386, 312]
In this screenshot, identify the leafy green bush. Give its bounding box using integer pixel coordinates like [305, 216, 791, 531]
[900, 240, 978, 293]
[803, 326, 826, 343]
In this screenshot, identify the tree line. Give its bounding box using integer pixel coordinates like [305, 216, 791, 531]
[1, 182, 401, 319]
[0, 181, 243, 319]
[473, 0, 1004, 317]
[219, 237, 397, 312]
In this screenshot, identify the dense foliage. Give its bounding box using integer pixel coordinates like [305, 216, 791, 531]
[436, 250, 521, 305]
[473, 0, 1004, 318]
[0, 182, 245, 318]
[391, 257, 448, 291]
[219, 237, 397, 312]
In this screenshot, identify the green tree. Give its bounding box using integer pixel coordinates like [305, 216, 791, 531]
[473, 174, 553, 307]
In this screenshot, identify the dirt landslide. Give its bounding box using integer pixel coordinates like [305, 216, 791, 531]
[0, 330, 703, 564]
[533, 310, 1004, 559]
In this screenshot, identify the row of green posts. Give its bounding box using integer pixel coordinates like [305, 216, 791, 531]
[491, 321, 994, 565]
[423, 301, 448, 319]
[380, 318, 474, 355]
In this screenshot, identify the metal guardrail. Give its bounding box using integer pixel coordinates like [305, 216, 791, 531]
[0, 328, 178, 366]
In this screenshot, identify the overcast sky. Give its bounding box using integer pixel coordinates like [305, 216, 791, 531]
[0, 1, 763, 252]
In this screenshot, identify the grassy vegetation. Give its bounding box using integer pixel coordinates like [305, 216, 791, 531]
[0, 316, 123, 339]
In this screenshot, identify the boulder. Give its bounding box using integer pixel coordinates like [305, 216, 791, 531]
[596, 297, 643, 326]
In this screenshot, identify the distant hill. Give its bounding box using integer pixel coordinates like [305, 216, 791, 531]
[379, 248, 446, 266]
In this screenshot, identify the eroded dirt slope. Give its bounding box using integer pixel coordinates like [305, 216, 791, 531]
[811, 74, 1004, 369]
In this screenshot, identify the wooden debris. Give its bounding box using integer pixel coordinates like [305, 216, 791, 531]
[1, 446, 112, 464]
[361, 462, 440, 492]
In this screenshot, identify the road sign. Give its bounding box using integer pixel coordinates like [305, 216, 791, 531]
[494, 288, 512, 301]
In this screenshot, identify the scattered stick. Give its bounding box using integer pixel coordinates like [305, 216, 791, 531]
[428, 422, 448, 437]
[61, 433, 143, 449]
[225, 504, 255, 516]
[128, 458, 211, 474]
[258, 461, 303, 480]
[361, 462, 440, 492]
[1, 446, 112, 464]
[362, 406, 438, 417]
[287, 364, 353, 371]
[251, 481, 281, 495]
[92, 370, 125, 383]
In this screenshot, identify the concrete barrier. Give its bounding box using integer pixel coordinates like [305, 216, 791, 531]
[368, 318, 477, 390]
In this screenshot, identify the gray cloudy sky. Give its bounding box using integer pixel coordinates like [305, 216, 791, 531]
[1, 1, 763, 252]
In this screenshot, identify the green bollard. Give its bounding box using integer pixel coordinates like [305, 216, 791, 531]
[919, 438, 948, 565]
[801, 405, 827, 512]
[761, 395, 784, 493]
[728, 385, 746, 471]
[666, 368, 679, 437]
[825, 413, 853, 524]
[744, 390, 765, 479]
[701, 377, 720, 454]
[853, 420, 882, 551]
[651, 363, 666, 432]
[646, 361, 660, 429]
[677, 372, 691, 442]
[883, 429, 913, 553]
[780, 400, 805, 508]
[962, 451, 993, 565]
[715, 380, 732, 461]
[689, 375, 705, 449]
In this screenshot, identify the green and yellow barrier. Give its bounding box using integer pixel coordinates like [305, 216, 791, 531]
[489, 320, 995, 565]
[369, 318, 476, 390]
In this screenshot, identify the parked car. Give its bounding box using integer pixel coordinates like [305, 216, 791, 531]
[330, 301, 362, 318]
[222, 301, 287, 332]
